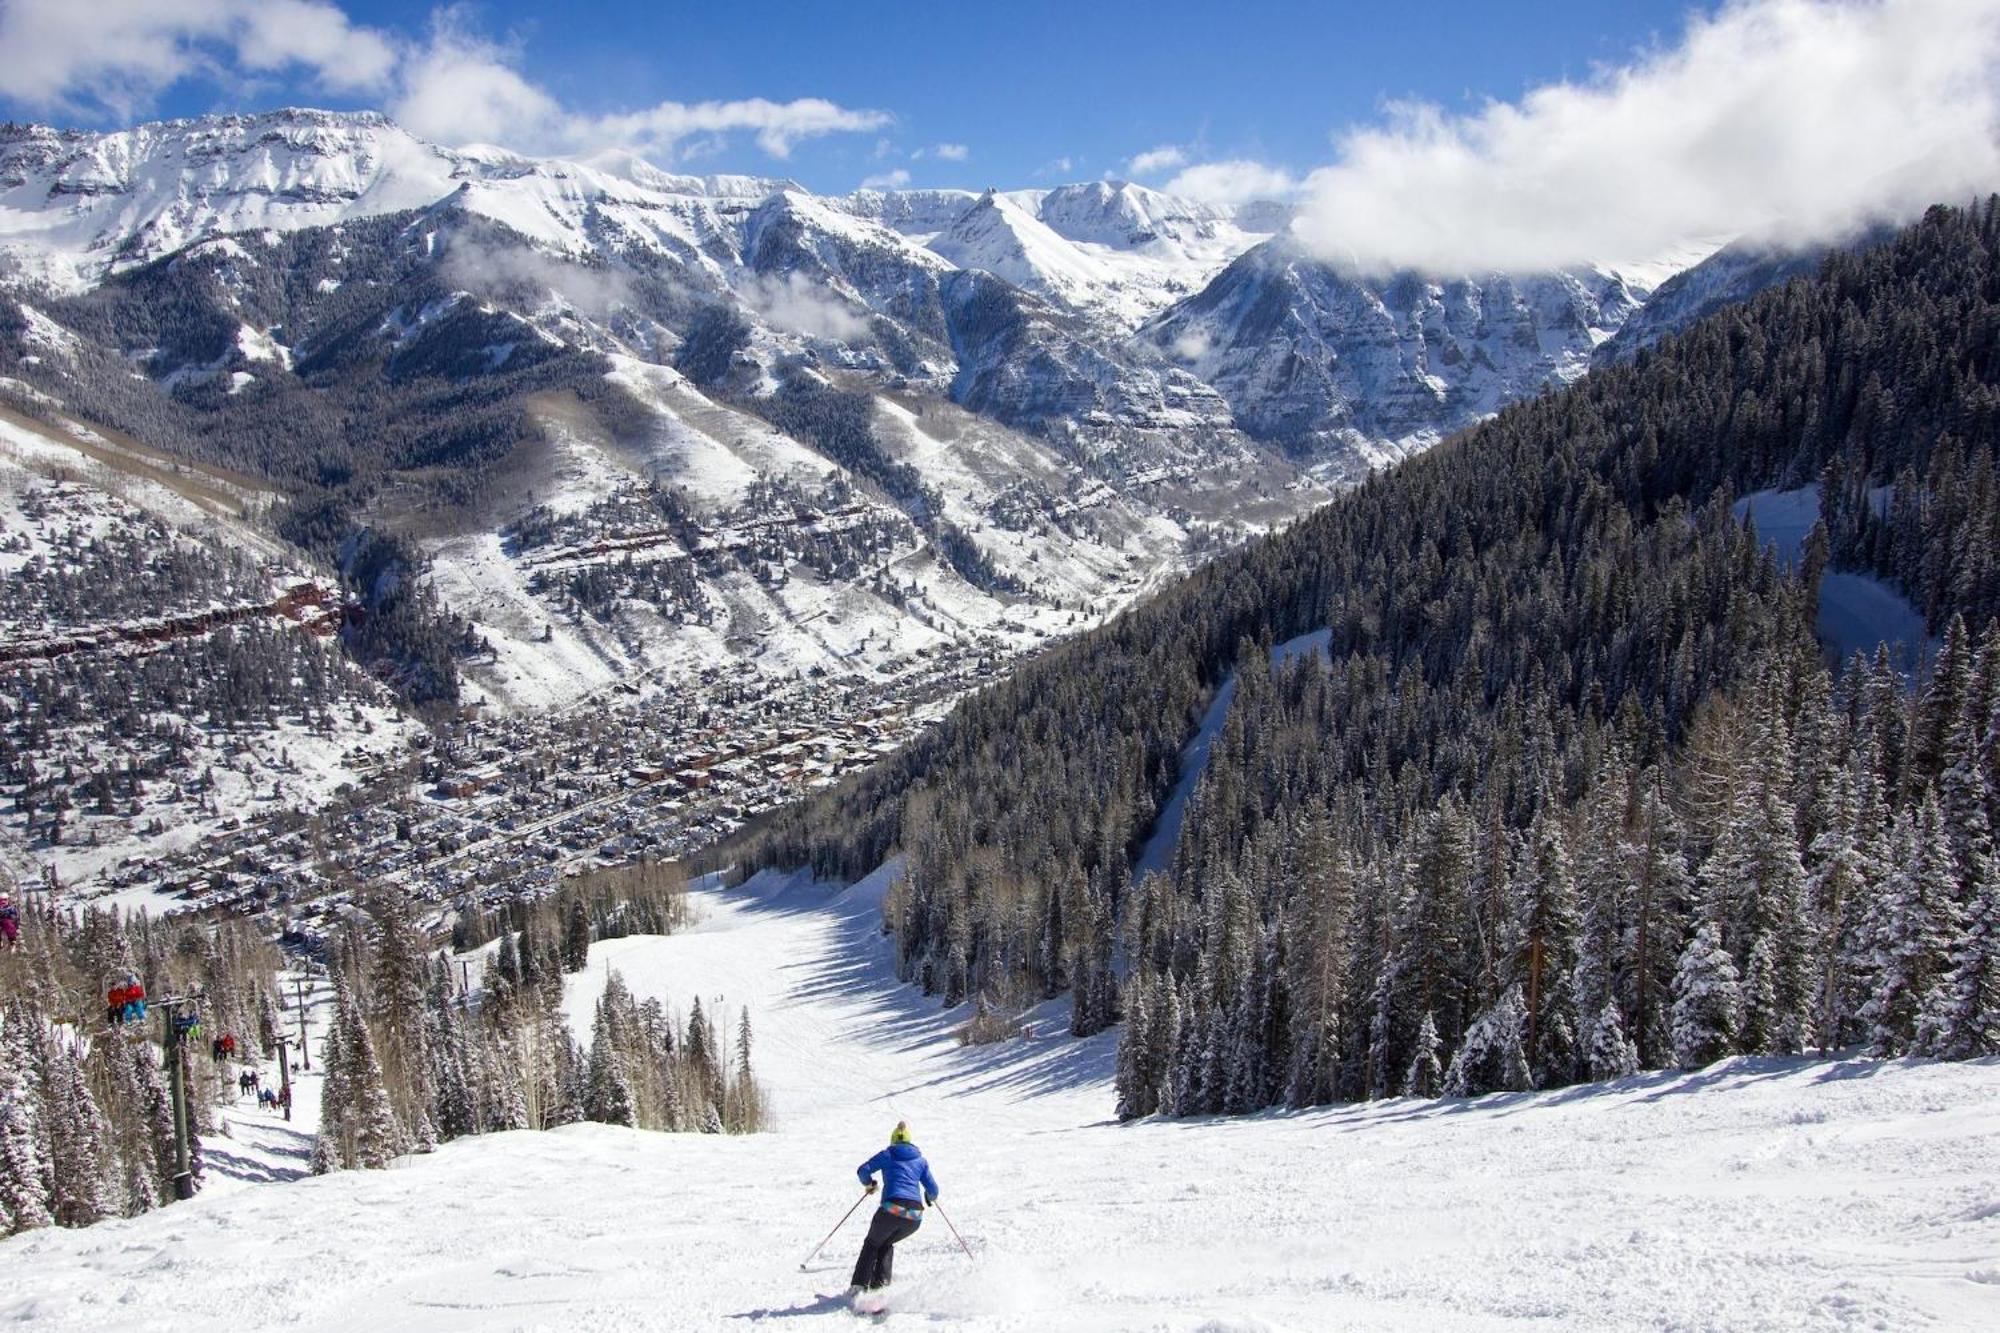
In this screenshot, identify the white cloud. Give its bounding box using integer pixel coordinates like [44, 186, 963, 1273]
[931, 142, 969, 162]
[744, 272, 871, 342]
[1164, 159, 1298, 205]
[0, 0, 393, 118]
[392, 13, 890, 157]
[1127, 144, 1187, 176]
[390, 13, 560, 147]
[1294, 0, 2000, 276]
[0, 0, 889, 163]
[860, 168, 911, 190]
[236, 0, 396, 92]
[590, 96, 891, 160]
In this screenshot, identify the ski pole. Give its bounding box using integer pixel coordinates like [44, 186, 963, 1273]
[932, 1200, 974, 1262]
[798, 1191, 870, 1271]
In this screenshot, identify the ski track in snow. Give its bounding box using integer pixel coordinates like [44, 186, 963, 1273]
[6, 868, 1999, 1330]
[1133, 628, 1332, 883]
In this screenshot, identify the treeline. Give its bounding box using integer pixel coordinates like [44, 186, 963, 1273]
[742, 199, 2000, 1113]
[311, 863, 761, 1172]
[0, 896, 285, 1235]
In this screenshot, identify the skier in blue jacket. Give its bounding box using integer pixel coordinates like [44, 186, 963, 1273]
[849, 1121, 939, 1292]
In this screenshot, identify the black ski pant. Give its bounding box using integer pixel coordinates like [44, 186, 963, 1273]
[851, 1205, 921, 1290]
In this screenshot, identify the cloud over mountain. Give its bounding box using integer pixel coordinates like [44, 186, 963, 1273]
[1293, 0, 2000, 274]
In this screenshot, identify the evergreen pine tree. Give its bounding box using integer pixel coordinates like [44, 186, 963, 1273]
[562, 897, 591, 974]
[584, 1000, 634, 1127]
[1920, 856, 2000, 1056]
[1671, 920, 1742, 1068]
[1402, 1010, 1443, 1098]
[1862, 796, 1962, 1055]
[1586, 1001, 1640, 1080]
[0, 1033, 52, 1234]
[1443, 985, 1532, 1096]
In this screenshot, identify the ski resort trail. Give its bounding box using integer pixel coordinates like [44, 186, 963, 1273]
[5, 870, 2000, 1330]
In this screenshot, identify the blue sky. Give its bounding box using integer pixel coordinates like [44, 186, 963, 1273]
[1, 1, 1696, 192]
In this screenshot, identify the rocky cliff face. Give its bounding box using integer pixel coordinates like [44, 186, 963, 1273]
[1142, 237, 1654, 472]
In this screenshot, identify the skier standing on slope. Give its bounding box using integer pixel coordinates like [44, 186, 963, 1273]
[849, 1122, 940, 1294]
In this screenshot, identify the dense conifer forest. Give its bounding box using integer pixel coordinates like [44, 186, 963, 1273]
[0, 859, 765, 1236]
[743, 200, 2000, 1113]
[0, 902, 282, 1231]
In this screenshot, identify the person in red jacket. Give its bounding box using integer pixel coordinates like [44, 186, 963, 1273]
[107, 973, 146, 1026]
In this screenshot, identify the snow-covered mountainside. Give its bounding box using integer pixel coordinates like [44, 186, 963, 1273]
[0, 109, 1710, 477]
[5, 868, 1997, 1330]
[1144, 236, 1664, 470]
[1592, 238, 1831, 368]
[0, 109, 1727, 894]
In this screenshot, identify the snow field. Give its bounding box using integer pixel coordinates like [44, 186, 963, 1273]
[1734, 488, 1935, 674]
[4, 869, 1998, 1330]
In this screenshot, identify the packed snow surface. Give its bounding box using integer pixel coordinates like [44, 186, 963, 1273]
[6, 868, 1997, 1330]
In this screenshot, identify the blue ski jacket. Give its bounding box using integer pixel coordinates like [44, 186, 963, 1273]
[857, 1142, 939, 1206]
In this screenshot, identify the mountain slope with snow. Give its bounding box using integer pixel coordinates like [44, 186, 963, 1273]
[0, 109, 1717, 475]
[1143, 236, 1660, 471]
[3, 868, 1997, 1330]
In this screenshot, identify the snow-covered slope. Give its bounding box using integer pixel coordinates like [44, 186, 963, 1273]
[1593, 238, 1830, 367]
[1736, 486, 1938, 675]
[5, 868, 1997, 1330]
[0, 109, 1720, 478]
[1143, 236, 1659, 472]
[0, 110, 797, 291]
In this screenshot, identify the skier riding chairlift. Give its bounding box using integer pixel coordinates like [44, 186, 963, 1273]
[106, 973, 147, 1027]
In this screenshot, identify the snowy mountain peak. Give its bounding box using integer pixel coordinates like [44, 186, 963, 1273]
[929, 190, 1111, 308]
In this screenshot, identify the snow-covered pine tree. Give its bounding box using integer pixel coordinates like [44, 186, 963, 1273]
[316, 977, 404, 1170]
[1862, 795, 1962, 1055]
[1115, 974, 1156, 1120]
[1515, 813, 1580, 1088]
[1671, 919, 1742, 1068]
[43, 1037, 109, 1227]
[0, 1025, 53, 1234]
[1391, 802, 1473, 1077]
[1152, 975, 1182, 1116]
[1806, 763, 1873, 1051]
[1585, 1001, 1640, 1080]
[367, 891, 432, 1133]
[1403, 1010, 1443, 1098]
[1744, 783, 1814, 1055]
[1571, 770, 1628, 1072]
[1284, 820, 1353, 1108]
[1626, 786, 1692, 1069]
[562, 896, 591, 974]
[584, 998, 634, 1127]
[1920, 854, 2000, 1057]
[1443, 985, 1532, 1097]
[724, 1009, 766, 1133]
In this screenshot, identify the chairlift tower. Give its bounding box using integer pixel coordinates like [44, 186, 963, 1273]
[156, 992, 204, 1201]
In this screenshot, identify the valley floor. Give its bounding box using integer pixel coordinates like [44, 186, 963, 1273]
[4, 871, 1998, 1331]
